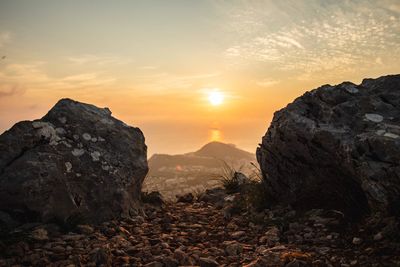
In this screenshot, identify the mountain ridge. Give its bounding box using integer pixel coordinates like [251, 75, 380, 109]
[149, 141, 254, 161]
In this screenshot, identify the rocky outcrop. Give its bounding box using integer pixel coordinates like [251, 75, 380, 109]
[0, 98, 148, 227]
[257, 74, 400, 219]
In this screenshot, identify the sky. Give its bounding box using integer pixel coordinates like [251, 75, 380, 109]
[0, 0, 399, 156]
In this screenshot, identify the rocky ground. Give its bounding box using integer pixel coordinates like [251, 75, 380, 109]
[1, 190, 399, 267]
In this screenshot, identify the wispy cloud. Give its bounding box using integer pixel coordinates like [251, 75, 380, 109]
[133, 72, 221, 91]
[0, 61, 117, 94]
[138, 66, 159, 70]
[222, 1, 400, 79]
[61, 73, 116, 87]
[0, 84, 25, 98]
[254, 78, 279, 88]
[67, 54, 129, 65]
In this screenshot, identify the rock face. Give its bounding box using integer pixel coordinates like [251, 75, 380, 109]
[257, 74, 400, 219]
[0, 98, 148, 226]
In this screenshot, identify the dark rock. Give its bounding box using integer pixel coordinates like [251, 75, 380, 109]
[259, 226, 280, 246]
[141, 191, 165, 206]
[224, 240, 243, 256]
[197, 187, 226, 207]
[173, 248, 190, 265]
[76, 224, 94, 235]
[257, 74, 400, 219]
[30, 228, 48, 241]
[198, 257, 219, 267]
[89, 247, 111, 266]
[0, 98, 148, 227]
[144, 261, 163, 267]
[162, 256, 179, 267]
[176, 193, 194, 203]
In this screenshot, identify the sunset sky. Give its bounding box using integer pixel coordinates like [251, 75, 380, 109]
[0, 0, 399, 156]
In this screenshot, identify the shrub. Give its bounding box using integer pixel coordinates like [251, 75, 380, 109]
[219, 161, 271, 212]
[219, 161, 245, 194]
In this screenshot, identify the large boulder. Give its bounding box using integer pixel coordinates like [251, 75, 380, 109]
[257, 74, 400, 219]
[0, 98, 148, 227]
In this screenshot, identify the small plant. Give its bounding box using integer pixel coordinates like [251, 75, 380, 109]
[244, 179, 269, 211]
[249, 162, 262, 181]
[219, 161, 272, 212]
[192, 188, 206, 201]
[219, 161, 245, 194]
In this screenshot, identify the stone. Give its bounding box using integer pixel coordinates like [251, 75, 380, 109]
[144, 261, 163, 267]
[0, 98, 148, 227]
[141, 191, 165, 206]
[89, 247, 111, 266]
[173, 248, 189, 264]
[373, 232, 383, 241]
[365, 113, 384, 123]
[352, 237, 362, 245]
[198, 257, 219, 267]
[259, 226, 280, 246]
[231, 230, 246, 239]
[52, 245, 65, 253]
[224, 241, 243, 256]
[162, 256, 179, 267]
[197, 187, 226, 206]
[350, 260, 358, 266]
[30, 228, 49, 241]
[65, 162, 73, 173]
[384, 132, 399, 139]
[176, 193, 194, 203]
[82, 133, 91, 141]
[71, 148, 85, 157]
[76, 224, 94, 235]
[257, 74, 400, 219]
[244, 254, 281, 267]
[90, 151, 101, 161]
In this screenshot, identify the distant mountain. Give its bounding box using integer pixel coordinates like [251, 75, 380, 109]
[188, 141, 255, 161]
[143, 142, 257, 199]
[149, 141, 255, 169]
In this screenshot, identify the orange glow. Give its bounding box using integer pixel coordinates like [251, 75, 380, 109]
[176, 165, 183, 171]
[0, 1, 399, 156]
[210, 129, 222, 142]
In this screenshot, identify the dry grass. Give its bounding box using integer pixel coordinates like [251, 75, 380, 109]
[218, 161, 270, 211]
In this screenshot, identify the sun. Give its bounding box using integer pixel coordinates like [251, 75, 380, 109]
[208, 90, 224, 106]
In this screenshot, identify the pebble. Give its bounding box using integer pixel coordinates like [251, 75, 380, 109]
[77, 224, 95, 235]
[352, 237, 362, 245]
[30, 228, 49, 241]
[365, 113, 383, 123]
[373, 232, 383, 241]
[1, 195, 399, 266]
[198, 257, 219, 267]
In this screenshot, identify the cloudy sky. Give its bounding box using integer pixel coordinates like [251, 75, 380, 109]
[0, 0, 399, 155]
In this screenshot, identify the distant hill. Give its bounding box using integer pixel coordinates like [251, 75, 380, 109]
[143, 142, 257, 199]
[149, 142, 255, 169]
[188, 141, 255, 161]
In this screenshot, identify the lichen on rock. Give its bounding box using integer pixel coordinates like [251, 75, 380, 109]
[257, 74, 400, 219]
[0, 98, 148, 226]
